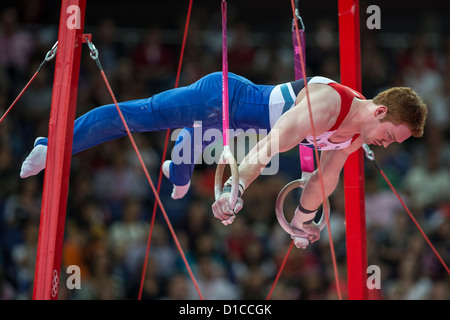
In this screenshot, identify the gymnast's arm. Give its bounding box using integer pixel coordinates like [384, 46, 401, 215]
[289, 138, 363, 240]
[212, 88, 339, 221]
[299, 148, 350, 211]
[237, 91, 338, 191]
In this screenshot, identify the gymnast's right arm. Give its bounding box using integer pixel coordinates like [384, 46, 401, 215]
[211, 92, 337, 221]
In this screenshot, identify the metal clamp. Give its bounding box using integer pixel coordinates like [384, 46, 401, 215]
[44, 41, 58, 62]
[292, 0, 305, 31]
[362, 143, 375, 161]
[85, 36, 99, 61]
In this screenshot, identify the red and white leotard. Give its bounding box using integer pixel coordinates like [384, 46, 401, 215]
[269, 76, 365, 151]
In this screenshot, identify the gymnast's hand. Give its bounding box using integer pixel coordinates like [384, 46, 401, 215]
[289, 205, 321, 248]
[291, 222, 321, 242]
[211, 178, 245, 225]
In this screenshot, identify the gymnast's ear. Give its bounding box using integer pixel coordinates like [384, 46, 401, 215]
[374, 105, 388, 118]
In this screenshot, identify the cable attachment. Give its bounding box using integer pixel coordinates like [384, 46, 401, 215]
[292, 0, 305, 31]
[362, 143, 375, 161]
[85, 36, 98, 60]
[44, 41, 59, 62]
[0, 40, 60, 125]
[37, 41, 58, 72]
[84, 36, 103, 70]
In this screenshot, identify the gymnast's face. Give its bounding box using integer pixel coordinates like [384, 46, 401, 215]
[364, 105, 412, 148]
[369, 120, 412, 148]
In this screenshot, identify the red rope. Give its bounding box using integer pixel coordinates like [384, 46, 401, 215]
[0, 70, 40, 125]
[376, 165, 450, 275]
[288, 0, 343, 300]
[138, 0, 194, 300]
[97, 68, 204, 299]
[266, 241, 294, 300]
[1, 42, 57, 125]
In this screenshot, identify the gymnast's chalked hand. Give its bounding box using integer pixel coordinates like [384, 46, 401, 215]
[289, 214, 321, 249]
[290, 223, 320, 249]
[211, 189, 243, 225]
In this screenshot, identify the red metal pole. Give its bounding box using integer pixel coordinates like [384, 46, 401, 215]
[338, 0, 368, 300]
[33, 0, 86, 300]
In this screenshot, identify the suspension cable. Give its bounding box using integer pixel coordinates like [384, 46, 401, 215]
[266, 242, 294, 300]
[85, 36, 204, 299]
[0, 41, 58, 125]
[138, 0, 194, 300]
[289, 0, 342, 300]
[362, 144, 450, 275]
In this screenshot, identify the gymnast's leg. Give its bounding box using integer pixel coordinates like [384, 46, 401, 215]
[20, 73, 223, 192]
[162, 125, 221, 199]
[20, 98, 162, 178]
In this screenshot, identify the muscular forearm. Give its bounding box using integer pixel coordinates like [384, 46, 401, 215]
[238, 161, 266, 190]
[238, 135, 276, 189]
[299, 170, 339, 211]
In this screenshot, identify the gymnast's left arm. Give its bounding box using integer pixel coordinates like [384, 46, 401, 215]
[238, 93, 336, 191]
[299, 137, 364, 212]
[211, 112, 307, 222]
[212, 95, 335, 222]
[290, 141, 362, 242]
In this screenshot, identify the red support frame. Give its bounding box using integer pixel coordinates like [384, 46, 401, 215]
[33, 0, 86, 300]
[29, 0, 370, 301]
[338, 0, 368, 300]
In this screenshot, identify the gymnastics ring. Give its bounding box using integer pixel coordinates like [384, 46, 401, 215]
[214, 145, 240, 208]
[275, 178, 330, 241]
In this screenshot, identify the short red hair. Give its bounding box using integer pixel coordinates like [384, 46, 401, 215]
[373, 87, 428, 138]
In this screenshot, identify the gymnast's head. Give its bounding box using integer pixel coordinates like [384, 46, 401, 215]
[364, 87, 428, 148]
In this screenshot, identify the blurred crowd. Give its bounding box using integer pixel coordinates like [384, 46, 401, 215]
[0, 1, 449, 300]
